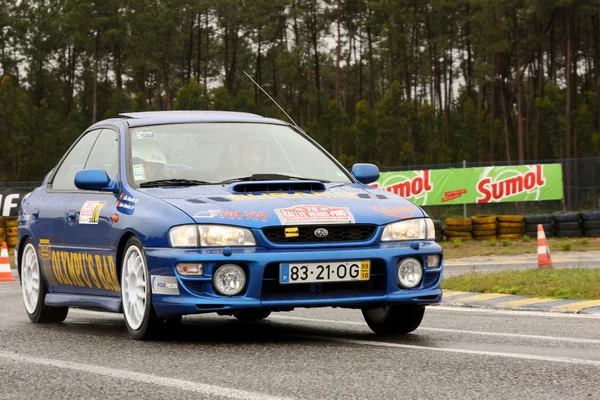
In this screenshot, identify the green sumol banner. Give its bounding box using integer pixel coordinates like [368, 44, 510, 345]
[373, 164, 563, 206]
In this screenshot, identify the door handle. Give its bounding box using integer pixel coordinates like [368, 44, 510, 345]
[66, 211, 76, 223]
[32, 209, 39, 220]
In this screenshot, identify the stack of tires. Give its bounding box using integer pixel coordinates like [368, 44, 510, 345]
[582, 210, 600, 237]
[0, 217, 4, 245]
[497, 215, 524, 239]
[432, 219, 443, 242]
[444, 218, 473, 241]
[3, 217, 18, 250]
[553, 212, 581, 238]
[523, 215, 553, 238]
[471, 215, 497, 240]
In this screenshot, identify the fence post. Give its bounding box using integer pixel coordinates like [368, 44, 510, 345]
[463, 160, 467, 218]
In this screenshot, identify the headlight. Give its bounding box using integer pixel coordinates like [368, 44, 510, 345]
[169, 225, 199, 247]
[199, 225, 256, 247]
[169, 225, 256, 247]
[213, 264, 246, 296]
[381, 218, 435, 241]
[397, 257, 423, 288]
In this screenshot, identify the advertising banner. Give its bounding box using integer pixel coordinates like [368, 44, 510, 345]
[373, 164, 563, 206]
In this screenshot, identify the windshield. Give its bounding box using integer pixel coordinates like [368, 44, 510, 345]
[127, 123, 352, 186]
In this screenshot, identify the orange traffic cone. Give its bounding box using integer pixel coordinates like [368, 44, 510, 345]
[0, 241, 17, 282]
[537, 224, 552, 270]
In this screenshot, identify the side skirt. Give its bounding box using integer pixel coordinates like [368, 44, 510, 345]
[45, 293, 122, 313]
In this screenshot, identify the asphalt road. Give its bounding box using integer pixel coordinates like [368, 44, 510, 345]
[1, 278, 600, 400]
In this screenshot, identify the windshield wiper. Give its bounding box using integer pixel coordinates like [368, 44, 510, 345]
[219, 174, 330, 184]
[139, 179, 212, 188]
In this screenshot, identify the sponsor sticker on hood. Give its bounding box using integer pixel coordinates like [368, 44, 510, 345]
[274, 205, 355, 225]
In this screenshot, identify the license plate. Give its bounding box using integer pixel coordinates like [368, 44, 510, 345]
[279, 260, 370, 284]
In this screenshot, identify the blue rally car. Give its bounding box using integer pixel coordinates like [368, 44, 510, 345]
[16, 111, 443, 340]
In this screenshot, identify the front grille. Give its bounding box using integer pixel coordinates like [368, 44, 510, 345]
[261, 261, 386, 301]
[424, 272, 441, 288]
[182, 280, 205, 295]
[262, 224, 377, 244]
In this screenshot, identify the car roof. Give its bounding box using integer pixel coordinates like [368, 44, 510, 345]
[111, 110, 289, 128]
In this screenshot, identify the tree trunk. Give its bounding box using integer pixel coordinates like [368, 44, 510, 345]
[465, 2, 473, 98]
[92, 32, 99, 123]
[565, 9, 572, 209]
[186, 13, 194, 83]
[367, 7, 375, 106]
[255, 27, 262, 104]
[310, 2, 321, 120]
[500, 87, 511, 162]
[196, 13, 201, 83]
[534, 43, 543, 159]
[335, 0, 341, 102]
[593, 14, 600, 133]
[514, 10, 524, 162]
[204, 11, 209, 95]
[489, 55, 495, 159]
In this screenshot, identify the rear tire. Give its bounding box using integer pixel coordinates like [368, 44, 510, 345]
[362, 305, 425, 335]
[20, 239, 68, 323]
[233, 309, 272, 321]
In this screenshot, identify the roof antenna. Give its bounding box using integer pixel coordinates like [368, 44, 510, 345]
[243, 70, 299, 129]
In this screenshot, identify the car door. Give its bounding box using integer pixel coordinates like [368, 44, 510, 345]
[64, 128, 122, 298]
[36, 129, 101, 294]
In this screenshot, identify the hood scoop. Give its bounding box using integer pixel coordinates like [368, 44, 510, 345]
[230, 181, 326, 193]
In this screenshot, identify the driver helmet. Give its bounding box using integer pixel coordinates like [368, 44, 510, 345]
[239, 136, 271, 170]
[131, 140, 167, 181]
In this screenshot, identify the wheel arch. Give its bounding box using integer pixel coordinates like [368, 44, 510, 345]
[17, 235, 31, 280]
[115, 231, 139, 285]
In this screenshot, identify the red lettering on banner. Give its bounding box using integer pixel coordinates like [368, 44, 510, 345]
[477, 165, 546, 204]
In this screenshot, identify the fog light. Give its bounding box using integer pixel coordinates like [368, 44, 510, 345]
[177, 263, 204, 276]
[397, 257, 423, 288]
[213, 264, 246, 296]
[426, 255, 440, 268]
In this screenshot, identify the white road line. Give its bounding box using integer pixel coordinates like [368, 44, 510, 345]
[429, 305, 600, 318]
[0, 351, 295, 400]
[295, 335, 600, 367]
[271, 316, 600, 344]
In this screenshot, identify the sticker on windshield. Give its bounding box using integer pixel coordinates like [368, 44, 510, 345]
[133, 164, 145, 181]
[79, 201, 105, 224]
[275, 205, 355, 225]
[136, 129, 154, 140]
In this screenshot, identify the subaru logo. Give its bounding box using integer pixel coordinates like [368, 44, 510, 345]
[314, 228, 329, 238]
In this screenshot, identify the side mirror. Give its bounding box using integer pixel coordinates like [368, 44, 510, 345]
[74, 169, 119, 192]
[351, 163, 380, 184]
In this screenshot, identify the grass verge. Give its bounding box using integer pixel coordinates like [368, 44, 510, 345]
[441, 237, 600, 259]
[442, 268, 600, 300]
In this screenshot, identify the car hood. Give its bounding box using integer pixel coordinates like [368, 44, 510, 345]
[140, 182, 425, 228]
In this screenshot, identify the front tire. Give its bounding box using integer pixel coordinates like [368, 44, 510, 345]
[121, 236, 168, 340]
[20, 239, 68, 323]
[233, 309, 271, 321]
[362, 305, 425, 335]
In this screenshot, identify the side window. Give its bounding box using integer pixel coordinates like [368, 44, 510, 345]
[51, 130, 101, 191]
[86, 129, 119, 179]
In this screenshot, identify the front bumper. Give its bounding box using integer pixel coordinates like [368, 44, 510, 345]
[144, 241, 443, 318]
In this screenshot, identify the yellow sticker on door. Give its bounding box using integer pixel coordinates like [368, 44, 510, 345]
[80, 201, 105, 224]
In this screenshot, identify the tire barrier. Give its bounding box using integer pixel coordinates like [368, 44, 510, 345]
[497, 233, 521, 240]
[471, 215, 497, 224]
[552, 211, 580, 223]
[3, 216, 18, 251]
[437, 211, 600, 241]
[470, 215, 497, 241]
[444, 217, 473, 241]
[524, 214, 552, 224]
